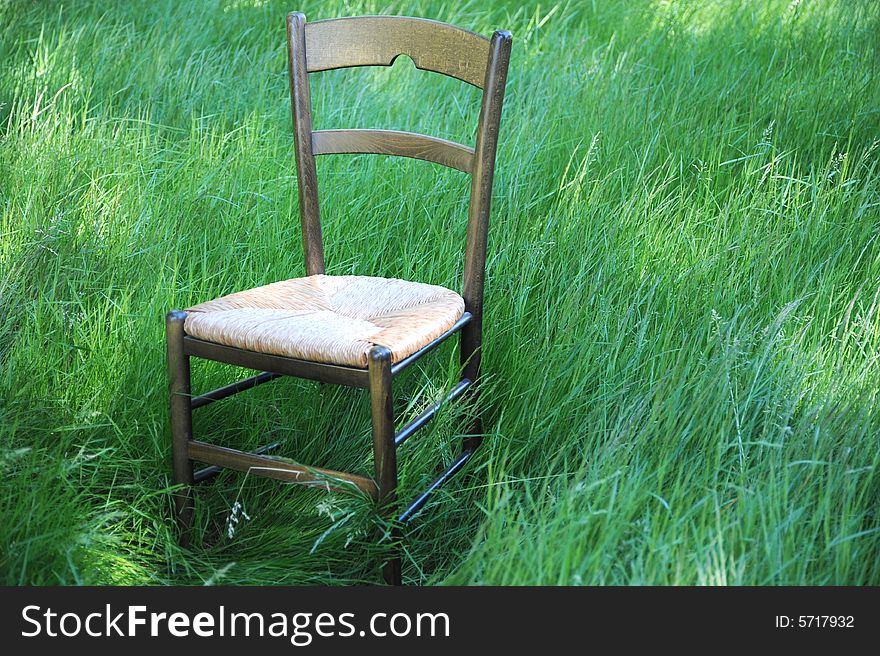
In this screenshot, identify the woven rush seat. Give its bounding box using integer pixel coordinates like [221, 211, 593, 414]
[184, 274, 465, 368]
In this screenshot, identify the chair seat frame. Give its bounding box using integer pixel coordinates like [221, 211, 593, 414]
[167, 13, 511, 585]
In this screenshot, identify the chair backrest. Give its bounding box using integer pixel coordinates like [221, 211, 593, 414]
[286, 13, 512, 326]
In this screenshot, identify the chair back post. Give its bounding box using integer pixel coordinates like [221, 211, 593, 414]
[287, 12, 325, 275]
[461, 31, 512, 375]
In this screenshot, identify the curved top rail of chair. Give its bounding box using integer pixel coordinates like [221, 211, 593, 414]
[302, 15, 492, 88]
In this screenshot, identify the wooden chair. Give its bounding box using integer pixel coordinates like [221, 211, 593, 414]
[166, 13, 512, 585]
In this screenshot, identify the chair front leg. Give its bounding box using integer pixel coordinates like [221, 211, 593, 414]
[167, 310, 195, 546]
[368, 345, 401, 585]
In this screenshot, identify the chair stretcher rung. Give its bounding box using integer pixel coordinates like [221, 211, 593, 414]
[394, 378, 472, 446]
[192, 372, 282, 409]
[193, 441, 281, 482]
[188, 440, 377, 498]
[399, 449, 474, 523]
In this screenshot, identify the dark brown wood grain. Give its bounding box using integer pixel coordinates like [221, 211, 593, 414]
[460, 30, 512, 452]
[188, 440, 378, 497]
[183, 336, 370, 388]
[305, 16, 491, 88]
[312, 129, 475, 173]
[461, 30, 512, 385]
[368, 345, 400, 585]
[166, 310, 194, 546]
[287, 12, 324, 275]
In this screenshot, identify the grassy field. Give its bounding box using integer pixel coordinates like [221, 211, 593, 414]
[2, 0, 879, 585]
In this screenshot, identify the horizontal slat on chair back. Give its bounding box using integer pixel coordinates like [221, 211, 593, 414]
[311, 129, 475, 173]
[304, 16, 491, 88]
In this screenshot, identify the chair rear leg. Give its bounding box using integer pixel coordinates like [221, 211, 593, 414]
[167, 310, 195, 546]
[459, 319, 484, 453]
[369, 346, 401, 585]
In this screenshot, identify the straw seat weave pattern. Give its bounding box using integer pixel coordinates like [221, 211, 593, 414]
[184, 274, 465, 368]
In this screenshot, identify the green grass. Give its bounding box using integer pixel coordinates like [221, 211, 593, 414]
[1, 0, 879, 585]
